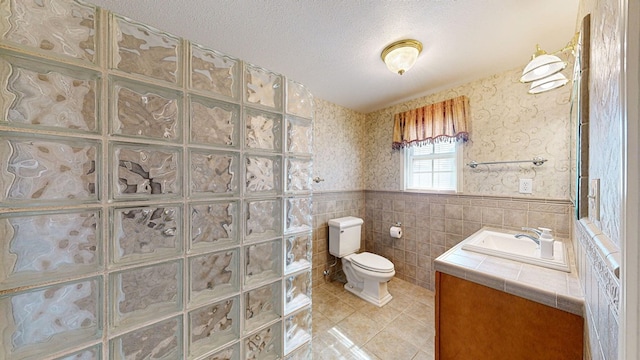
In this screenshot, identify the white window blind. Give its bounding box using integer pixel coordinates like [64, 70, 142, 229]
[405, 142, 460, 191]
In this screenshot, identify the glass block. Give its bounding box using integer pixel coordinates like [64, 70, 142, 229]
[244, 64, 282, 110]
[200, 343, 240, 360]
[285, 158, 312, 193]
[245, 199, 281, 242]
[190, 201, 238, 252]
[189, 149, 239, 197]
[0, 278, 101, 359]
[286, 79, 313, 119]
[54, 345, 101, 360]
[0, 135, 98, 205]
[285, 232, 311, 275]
[110, 260, 181, 330]
[188, 296, 240, 358]
[189, 95, 240, 148]
[285, 116, 312, 155]
[0, 210, 100, 291]
[245, 239, 282, 287]
[0, 54, 99, 132]
[110, 316, 182, 360]
[112, 15, 180, 84]
[190, 44, 240, 99]
[284, 271, 311, 315]
[111, 77, 181, 142]
[244, 155, 281, 195]
[1, 0, 97, 63]
[285, 197, 312, 234]
[111, 205, 181, 266]
[244, 282, 281, 334]
[244, 108, 282, 152]
[285, 342, 311, 360]
[284, 308, 312, 354]
[111, 143, 180, 200]
[244, 322, 282, 360]
[189, 248, 240, 306]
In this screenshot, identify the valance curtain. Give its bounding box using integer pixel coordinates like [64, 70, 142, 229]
[392, 95, 470, 149]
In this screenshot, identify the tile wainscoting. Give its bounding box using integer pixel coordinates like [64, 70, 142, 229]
[312, 191, 366, 287]
[364, 191, 572, 290]
[312, 190, 572, 292]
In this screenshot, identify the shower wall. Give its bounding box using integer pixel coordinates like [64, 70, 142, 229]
[0, 1, 313, 359]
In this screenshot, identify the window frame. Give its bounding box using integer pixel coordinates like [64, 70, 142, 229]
[403, 141, 463, 193]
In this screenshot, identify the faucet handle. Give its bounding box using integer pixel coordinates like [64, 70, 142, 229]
[521, 227, 542, 236]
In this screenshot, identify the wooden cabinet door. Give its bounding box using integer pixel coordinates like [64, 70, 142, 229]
[435, 272, 583, 360]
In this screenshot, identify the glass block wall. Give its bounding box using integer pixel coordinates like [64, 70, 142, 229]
[0, 1, 313, 359]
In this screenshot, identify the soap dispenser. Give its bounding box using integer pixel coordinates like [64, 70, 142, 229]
[538, 227, 554, 259]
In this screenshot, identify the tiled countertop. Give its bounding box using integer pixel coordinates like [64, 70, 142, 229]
[434, 227, 585, 316]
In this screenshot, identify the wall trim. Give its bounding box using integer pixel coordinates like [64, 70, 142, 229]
[363, 190, 572, 205]
[576, 218, 621, 318]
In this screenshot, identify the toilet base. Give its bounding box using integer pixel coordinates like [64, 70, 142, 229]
[344, 279, 393, 307]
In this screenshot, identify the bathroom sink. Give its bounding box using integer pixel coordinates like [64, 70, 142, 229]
[461, 229, 570, 272]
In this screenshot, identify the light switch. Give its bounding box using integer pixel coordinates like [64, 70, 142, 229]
[588, 179, 600, 220]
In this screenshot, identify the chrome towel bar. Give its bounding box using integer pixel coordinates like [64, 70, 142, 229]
[467, 157, 547, 168]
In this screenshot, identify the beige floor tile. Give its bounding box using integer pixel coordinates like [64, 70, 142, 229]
[387, 277, 416, 295]
[356, 301, 402, 326]
[338, 288, 370, 308]
[312, 278, 435, 359]
[364, 331, 419, 360]
[334, 311, 385, 347]
[317, 299, 357, 323]
[386, 291, 415, 311]
[411, 350, 435, 360]
[403, 301, 435, 328]
[385, 313, 434, 349]
[313, 311, 335, 335]
[407, 287, 435, 306]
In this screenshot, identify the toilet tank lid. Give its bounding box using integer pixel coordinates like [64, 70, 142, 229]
[328, 216, 364, 229]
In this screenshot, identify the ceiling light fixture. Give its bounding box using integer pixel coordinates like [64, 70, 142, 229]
[381, 39, 423, 75]
[520, 34, 578, 94]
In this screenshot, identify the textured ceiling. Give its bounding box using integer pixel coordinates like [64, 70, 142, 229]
[88, 0, 579, 113]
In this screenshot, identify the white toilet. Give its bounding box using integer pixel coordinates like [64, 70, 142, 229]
[328, 216, 395, 307]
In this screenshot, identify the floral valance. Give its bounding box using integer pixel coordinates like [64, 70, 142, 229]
[392, 95, 470, 149]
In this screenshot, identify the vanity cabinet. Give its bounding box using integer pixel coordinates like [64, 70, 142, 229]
[435, 271, 583, 359]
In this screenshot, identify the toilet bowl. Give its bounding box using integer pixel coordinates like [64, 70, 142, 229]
[328, 216, 395, 307]
[342, 252, 395, 307]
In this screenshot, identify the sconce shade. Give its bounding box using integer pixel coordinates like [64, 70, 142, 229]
[520, 53, 566, 83]
[381, 39, 423, 75]
[528, 72, 568, 94]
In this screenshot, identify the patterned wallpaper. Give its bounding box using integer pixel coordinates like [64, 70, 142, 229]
[364, 66, 573, 199]
[313, 98, 367, 192]
[573, 0, 624, 359]
[578, 0, 622, 246]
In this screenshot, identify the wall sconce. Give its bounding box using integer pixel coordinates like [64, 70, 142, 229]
[528, 73, 569, 94]
[381, 39, 423, 75]
[520, 34, 578, 94]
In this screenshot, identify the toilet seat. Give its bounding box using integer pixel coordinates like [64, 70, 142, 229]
[350, 252, 394, 273]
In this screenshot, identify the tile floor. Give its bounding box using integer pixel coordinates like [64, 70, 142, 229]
[312, 278, 435, 359]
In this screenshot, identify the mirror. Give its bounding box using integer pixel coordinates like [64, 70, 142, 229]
[570, 14, 591, 219]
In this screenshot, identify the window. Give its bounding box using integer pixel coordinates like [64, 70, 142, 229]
[404, 142, 462, 192]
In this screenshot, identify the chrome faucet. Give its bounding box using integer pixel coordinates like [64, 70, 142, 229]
[514, 227, 541, 245]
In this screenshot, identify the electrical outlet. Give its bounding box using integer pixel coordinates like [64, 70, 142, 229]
[519, 179, 533, 194]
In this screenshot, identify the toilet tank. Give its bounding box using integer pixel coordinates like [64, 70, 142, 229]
[328, 216, 364, 257]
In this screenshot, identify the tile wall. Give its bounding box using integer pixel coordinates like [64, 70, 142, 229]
[364, 191, 572, 290]
[0, 1, 313, 359]
[311, 191, 366, 287]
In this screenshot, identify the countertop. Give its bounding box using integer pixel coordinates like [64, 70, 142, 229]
[434, 227, 584, 316]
